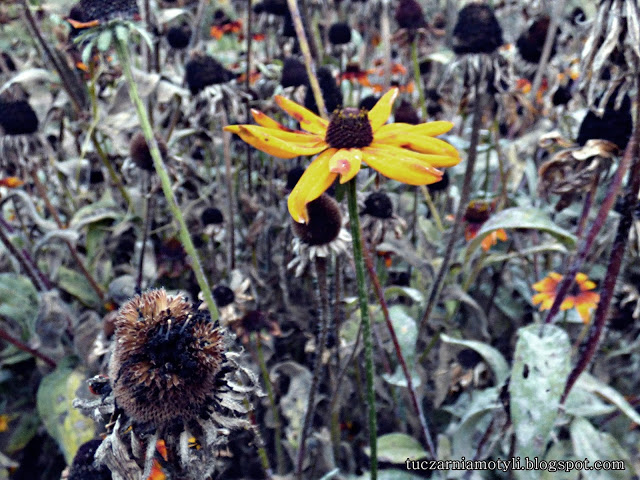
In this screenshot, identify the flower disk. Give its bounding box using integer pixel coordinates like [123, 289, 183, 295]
[109, 290, 226, 428]
[325, 108, 374, 149]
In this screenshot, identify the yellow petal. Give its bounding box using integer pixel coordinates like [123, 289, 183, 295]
[362, 146, 442, 185]
[376, 121, 454, 138]
[237, 124, 324, 144]
[575, 303, 593, 323]
[274, 96, 329, 135]
[224, 125, 327, 158]
[288, 149, 338, 223]
[368, 88, 399, 132]
[251, 109, 292, 129]
[329, 149, 362, 184]
[376, 132, 460, 158]
[368, 142, 459, 168]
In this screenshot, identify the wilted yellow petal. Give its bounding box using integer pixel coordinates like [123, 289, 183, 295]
[224, 125, 327, 158]
[274, 96, 328, 135]
[329, 149, 362, 184]
[288, 149, 338, 223]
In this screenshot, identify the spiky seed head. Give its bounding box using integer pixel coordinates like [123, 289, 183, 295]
[452, 3, 503, 55]
[68, 440, 112, 480]
[363, 191, 394, 219]
[109, 290, 226, 428]
[129, 132, 167, 171]
[185, 54, 235, 94]
[328, 22, 352, 45]
[0, 100, 38, 135]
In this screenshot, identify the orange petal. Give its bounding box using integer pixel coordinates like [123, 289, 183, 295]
[251, 109, 295, 131]
[532, 292, 554, 309]
[274, 95, 328, 135]
[288, 149, 338, 223]
[67, 18, 100, 29]
[224, 125, 327, 158]
[368, 88, 399, 132]
[575, 303, 594, 324]
[495, 228, 508, 241]
[329, 149, 362, 184]
[0, 177, 25, 188]
[362, 146, 442, 185]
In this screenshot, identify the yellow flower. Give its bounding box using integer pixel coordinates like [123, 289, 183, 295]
[532, 272, 600, 323]
[224, 88, 460, 223]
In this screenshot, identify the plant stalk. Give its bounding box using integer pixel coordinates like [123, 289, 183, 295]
[346, 179, 378, 480]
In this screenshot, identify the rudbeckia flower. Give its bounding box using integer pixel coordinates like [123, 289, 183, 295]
[532, 272, 600, 323]
[224, 88, 461, 223]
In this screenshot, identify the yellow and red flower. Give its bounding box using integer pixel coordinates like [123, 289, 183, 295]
[463, 199, 507, 251]
[532, 272, 600, 323]
[210, 19, 242, 40]
[224, 88, 460, 222]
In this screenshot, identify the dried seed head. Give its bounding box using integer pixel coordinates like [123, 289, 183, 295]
[69, 0, 139, 23]
[129, 132, 168, 171]
[281, 57, 307, 88]
[304, 67, 343, 115]
[457, 348, 483, 369]
[394, 100, 420, 125]
[201, 207, 224, 226]
[0, 100, 38, 135]
[213, 285, 235, 307]
[427, 170, 449, 192]
[259, 0, 288, 16]
[109, 290, 226, 428]
[516, 16, 557, 64]
[325, 108, 373, 149]
[68, 440, 112, 480]
[452, 3, 503, 55]
[328, 22, 352, 45]
[463, 199, 494, 224]
[185, 54, 236, 94]
[577, 94, 632, 151]
[166, 25, 191, 49]
[359, 95, 379, 111]
[394, 0, 426, 30]
[291, 194, 342, 245]
[362, 192, 394, 219]
[286, 166, 306, 191]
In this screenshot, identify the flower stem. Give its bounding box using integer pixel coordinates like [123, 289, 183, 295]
[114, 36, 220, 320]
[287, 0, 327, 118]
[346, 179, 377, 480]
[362, 241, 437, 459]
[255, 334, 285, 475]
[411, 38, 427, 120]
[0, 327, 56, 368]
[296, 256, 330, 479]
[419, 86, 485, 334]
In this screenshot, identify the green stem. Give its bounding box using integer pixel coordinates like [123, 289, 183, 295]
[114, 36, 219, 320]
[255, 334, 285, 475]
[346, 179, 377, 480]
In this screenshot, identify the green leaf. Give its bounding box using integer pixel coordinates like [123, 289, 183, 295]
[56, 266, 101, 308]
[465, 207, 577, 259]
[5, 413, 41, 454]
[570, 418, 632, 480]
[381, 306, 419, 388]
[0, 274, 39, 338]
[96, 28, 113, 52]
[509, 324, 571, 479]
[440, 334, 509, 385]
[573, 372, 640, 426]
[36, 362, 95, 464]
[384, 286, 424, 305]
[564, 385, 616, 418]
[372, 433, 428, 463]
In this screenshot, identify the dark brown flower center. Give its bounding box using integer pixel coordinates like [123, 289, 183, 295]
[325, 108, 373, 149]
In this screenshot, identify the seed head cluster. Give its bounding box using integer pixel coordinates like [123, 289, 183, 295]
[325, 108, 373, 149]
[109, 289, 226, 429]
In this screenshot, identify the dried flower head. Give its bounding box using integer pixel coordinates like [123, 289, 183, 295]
[394, 100, 420, 125]
[129, 132, 168, 171]
[281, 57, 307, 88]
[463, 199, 507, 251]
[291, 194, 343, 246]
[228, 310, 281, 344]
[166, 24, 191, 49]
[576, 93, 632, 151]
[328, 22, 352, 45]
[360, 191, 407, 247]
[67, 0, 139, 27]
[0, 100, 39, 136]
[394, 0, 426, 30]
[185, 53, 236, 94]
[304, 66, 343, 115]
[201, 207, 224, 226]
[68, 440, 112, 480]
[516, 16, 557, 64]
[452, 3, 503, 55]
[109, 290, 226, 427]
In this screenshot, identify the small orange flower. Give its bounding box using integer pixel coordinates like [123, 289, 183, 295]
[339, 63, 372, 86]
[463, 199, 507, 251]
[210, 19, 242, 39]
[0, 177, 24, 188]
[465, 223, 508, 251]
[532, 272, 600, 323]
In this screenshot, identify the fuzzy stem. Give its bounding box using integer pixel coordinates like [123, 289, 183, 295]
[420, 185, 444, 232]
[529, 0, 565, 103]
[0, 327, 56, 368]
[255, 334, 285, 475]
[136, 179, 154, 293]
[114, 36, 219, 320]
[296, 256, 330, 479]
[220, 111, 237, 271]
[347, 179, 378, 480]
[362, 241, 437, 459]
[91, 132, 133, 209]
[576, 173, 600, 239]
[287, 0, 327, 119]
[419, 85, 485, 334]
[560, 98, 640, 403]
[245, 0, 254, 195]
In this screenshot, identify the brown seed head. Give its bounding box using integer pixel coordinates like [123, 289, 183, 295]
[109, 289, 226, 428]
[291, 194, 342, 245]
